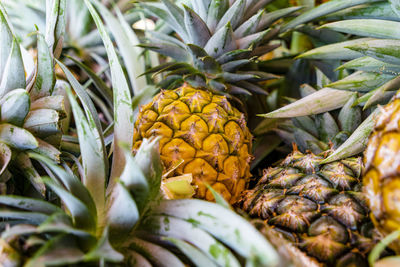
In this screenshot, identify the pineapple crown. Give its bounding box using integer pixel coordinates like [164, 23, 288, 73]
[0, 3, 66, 195]
[260, 0, 400, 162]
[139, 0, 301, 95]
[274, 84, 364, 155]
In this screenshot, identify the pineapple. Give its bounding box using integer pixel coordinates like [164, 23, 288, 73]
[241, 148, 375, 266]
[0, 2, 282, 266]
[133, 85, 252, 202]
[363, 92, 400, 254]
[240, 85, 383, 266]
[134, 0, 302, 203]
[0, 4, 65, 195]
[283, 0, 400, 257]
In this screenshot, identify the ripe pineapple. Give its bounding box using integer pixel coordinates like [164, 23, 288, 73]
[134, 0, 301, 203]
[133, 85, 252, 202]
[363, 92, 400, 254]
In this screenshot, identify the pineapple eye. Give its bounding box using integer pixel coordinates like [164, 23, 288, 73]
[308, 216, 348, 244]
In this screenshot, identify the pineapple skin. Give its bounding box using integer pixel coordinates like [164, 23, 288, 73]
[241, 148, 378, 266]
[133, 85, 253, 203]
[363, 95, 400, 253]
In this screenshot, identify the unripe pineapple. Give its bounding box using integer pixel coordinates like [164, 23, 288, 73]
[133, 85, 252, 203]
[241, 85, 385, 266]
[135, 0, 301, 202]
[363, 93, 400, 254]
[241, 148, 379, 266]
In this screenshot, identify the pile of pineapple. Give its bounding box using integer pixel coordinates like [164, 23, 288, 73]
[1, 0, 400, 266]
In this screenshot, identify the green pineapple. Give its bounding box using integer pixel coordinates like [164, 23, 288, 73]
[289, 0, 400, 261]
[240, 83, 385, 266]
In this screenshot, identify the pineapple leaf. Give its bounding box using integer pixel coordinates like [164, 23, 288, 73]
[127, 237, 186, 267]
[31, 33, 55, 100]
[106, 181, 140, 244]
[62, 84, 106, 220]
[0, 6, 13, 81]
[205, 183, 231, 209]
[141, 42, 189, 61]
[161, 0, 186, 35]
[118, 145, 149, 211]
[245, 0, 273, 19]
[0, 38, 25, 96]
[365, 75, 400, 108]
[192, 0, 211, 21]
[259, 6, 303, 29]
[25, 234, 85, 267]
[45, 0, 66, 57]
[346, 39, 400, 65]
[183, 4, 211, 47]
[84, 0, 134, 191]
[133, 138, 163, 205]
[23, 109, 60, 138]
[0, 89, 30, 127]
[292, 116, 318, 137]
[323, 1, 399, 22]
[206, 0, 229, 33]
[261, 88, 354, 118]
[30, 95, 66, 116]
[216, 0, 245, 31]
[0, 210, 48, 225]
[84, 226, 124, 262]
[0, 142, 11, 175]
[390, 0, 400, 18]
[123, 250, 152, 267]
[152, 199, 280, 266]
[281, 0, 383, 32]
[320, 19, 400, 39]
[33, 138, 61, 162]
[15, 153, 46, 195]
[298, 38, 372, 60]
[1, 224, 38, 240]
[205, 22, 235, 57]
[294, 127, 323, 154]
[66, 56, 113, 106]
[140, 2, 188, 41]
[91, 0, 147, 94]
[0, 123, 38, 150]
[0, 195, 62, 215]
[336, 56, 400, 74]
[164, 237, 219, 267]
[235, 9, 264, 38]
[327, 71, 395, 92]
[369, 229, 400, 266]
[338, 94, 362, 134]
[43, 177, 96, 232]
[322, 109, 380, 163]
[237, 29, 272, 50]
[140, 215, 240, 267]
[28, 152, 97, 218]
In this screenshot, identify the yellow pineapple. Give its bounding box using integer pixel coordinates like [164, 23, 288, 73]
[363, 93, 400, 253]
[133, 85, 252, 203]
[134, 0, 298, 202]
